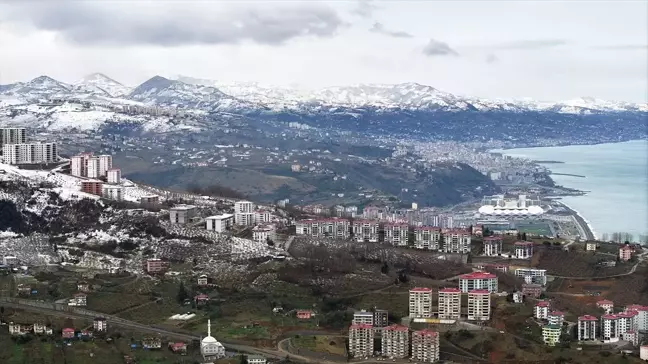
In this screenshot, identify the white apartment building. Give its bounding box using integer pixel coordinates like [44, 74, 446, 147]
[414, 227, 442, 250]
[348, 324, 374, 358]
[252, 225, 276, 244]
[409, 287, 433, 318]
[0, 127, 26, 146]
[514, 268, 548, 286]
[234, 200, 255, 226]
[438, 288, 461, 320]
[170, 205, 197, 224]
[384, 223, 409, 246]
[411, 329, 439, 363]
[246, 355, 266, 364]
[617, 311, 637, 335]
[353, 310, 374, 326]
[86, 157, 100, 178]
[597, 300, 614, 314]
[548, 311, 565, 326]
[482, 236, 503, 256]
[542, 325, 561, 346]
[601, 314, 620, 343]
[102, 185, 123, 201]
[254, 209, 272, 224]
[295, 218, 350, 239]
[205, 214, 234, 233]
[467, 290, 491, 321]
[107, 168, 121, 184]
[442, 228, 471, 254]
[459, 272, 498, 293]
[353, 220, 380, 243]
[2, 143, 58, 165]
[70, 155, 85, 177]
[625, 305, 648, 332]
[514, 241, 534, 259]
[535, 301, 550, 319]
[98, 155, 112, 176]
[577, 315, 598, 340]
[381, 325, 409, 359]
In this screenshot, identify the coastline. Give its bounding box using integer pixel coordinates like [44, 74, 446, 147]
[554, 201, 596, 241]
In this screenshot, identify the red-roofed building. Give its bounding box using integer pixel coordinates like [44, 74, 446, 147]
[194, 294, 210, 306]
[414, 226, 442, 250]
[62, 328, 75, 339]
[438, 288, 461, 320]
[597, 299, 614, 314]
[352, 219, 380, 243]
[295, 218, 350, 239]
[548, 311, 564, 326]
[467, 290, 491, 321]
[168, 342, 187, 353]
[578, 315, 598, 340]
[619, 245, 633, 261]
[412, 329, 439, 363]
[535, 301, 550, 319]
[382, 325, 409, 359]
[349, 324, 374, 358]
[514, 241, 534, 259]
[625, 305, 648, 333]
[296, 310, 314, 320]
[383, 223, 409, 246]
[601, 314, 619, 343]
[522, 283, 542, 298]
[459, 272, 498, 293]
[409, 287, 433, 318]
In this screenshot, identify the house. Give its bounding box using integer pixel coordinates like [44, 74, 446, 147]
[619, 245, 633, 261]
[194, 294, 210, 306]
[142, 337, 162, 349]
[8, 322, 31, 335]
[522, 283, 542, 298]
[79, 330, 93, 339]
[33, 322, 52, 335]
[597, 299, 614, 314]
[168, 342, 188, 354]
[62, 328, 76, 339]
[197, 274, 209, 286]
[585, 242, 597, 251]
[17, 284, 32, 296]
[512, 291, 523, 303]
[69, 293, 87, 306]
[94, 317, 107, 332]
[296, 310, 314, 319]
[247, 354, 267, 364]
[77, 281, 90, 292]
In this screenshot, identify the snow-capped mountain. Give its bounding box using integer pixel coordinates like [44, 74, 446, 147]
[73, 73, 132, 98]
[1, 76, 71, 100]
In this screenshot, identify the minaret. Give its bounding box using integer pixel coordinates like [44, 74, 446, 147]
[207, 319, 211, 336]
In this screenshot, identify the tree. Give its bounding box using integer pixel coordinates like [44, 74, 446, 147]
[177, 281, 189, 304]
[239, 354, 248, 364]
[380, 262, 389, 274]
[521, 232, 527, 241]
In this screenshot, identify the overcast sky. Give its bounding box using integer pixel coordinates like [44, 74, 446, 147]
[0, 0, 646, 102]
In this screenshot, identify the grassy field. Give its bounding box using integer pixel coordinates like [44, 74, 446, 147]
[86, 292, 155, 314]
[292, 335, 346, 356]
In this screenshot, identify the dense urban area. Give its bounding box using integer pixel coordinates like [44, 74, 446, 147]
[0, 73, 647, 364]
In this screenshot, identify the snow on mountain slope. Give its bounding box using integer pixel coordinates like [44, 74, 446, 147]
[73, 73, 132, 98]
[1, 76, 71, 100]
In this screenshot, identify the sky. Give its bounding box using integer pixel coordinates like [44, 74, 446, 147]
[0, 0, 646, 102]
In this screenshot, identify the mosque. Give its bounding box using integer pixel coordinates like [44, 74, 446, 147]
[201, 319, 225, 361]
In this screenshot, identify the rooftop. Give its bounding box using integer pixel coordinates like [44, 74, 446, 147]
[514, 241, 534, 246]
[549, 311, 564, 316]
[597, 299, 614, 305]
[536, 301, 550, 307]
[206, 213, 234, 220]
[439, 288, 461, 293]
[578, 315, 598, 321]
[460, 272, 497, 279]
[410, 287, 432, 293]
[413, 329, 438, 337]
[384, 324, 409, 332]
[350, 324, 373, 330]
[171, 204, 196, 211]
[483, 236, 503, 241]
[601, 314, 618, 320]
[468, 289, 490, 294]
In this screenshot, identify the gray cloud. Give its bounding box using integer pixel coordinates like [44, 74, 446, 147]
[486, 54, 499, 63]
[491, 39, 567, 50]
[351, 0, 379, 18]
[369, 22, 413, 38]
[0, 2, 344, 46]
[422, 39, 459, 56]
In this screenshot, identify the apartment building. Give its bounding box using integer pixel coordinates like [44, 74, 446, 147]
[514, 268, 547, 286]
[467, 290, 491, 321]
[438, 288, 461, 320]
[373, 309, 389, 327]
[535, 301, 550, 319]
[411, 329, 439, 363]
[205, 214, 234, 233]
[597, 299, 614, 314]
[170, 205, 197, 224]
[353, 310, 374, 325]
[2, 143, 58, 165]
[295, 218, 350, 239]
[0, 127, 26, 146]
[383, 223, 409, 246]
[482, 236, 502, 256]
[102, 185, 123, 201]
[459, 272, 498, 293]
[98, 155, 112, 177]
[81, 180, 103, 196]
[625, 304, 648, 332]
[86, 157, 100, 178]
[348, 324, 374, 358]
[409, 287, 433, 318]
[352, 219, 380, 242]
[252, 225, 276, 244]
[414, 227, 442, 250]
[577, 315, 598, 340]
[514, 241, 534, 259]
[234, 200, 255, 226]
[548, 311, 564, 326]
[146, 258, 169, 274]
[254, 209, 272, 225]
[522, 283, 542, 298]
[617, 311, 637, 335]
[442, 228, 471, 254]
[107, 168, 121, 184]
[542, 325, 561, 346]
[601, 314, 619, 343]
[381, 325, 409, 359]
[619, 245, 633, 261]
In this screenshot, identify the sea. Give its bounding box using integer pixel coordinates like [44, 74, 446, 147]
[494, 139, 648, 242]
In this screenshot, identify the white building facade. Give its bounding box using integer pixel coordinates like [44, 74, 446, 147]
[467, 290, 491, 321]
[2, 143, 58, 165]
[409, 287, 433, 318]
[438, 288, 461, 319]
[459, 272, 498, 293]
[234, 200, 255, 226]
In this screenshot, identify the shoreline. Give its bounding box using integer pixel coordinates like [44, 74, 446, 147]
[554, 201, 596, 241]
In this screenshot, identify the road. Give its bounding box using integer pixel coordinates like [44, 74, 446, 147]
[549, 249, 647, 280]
